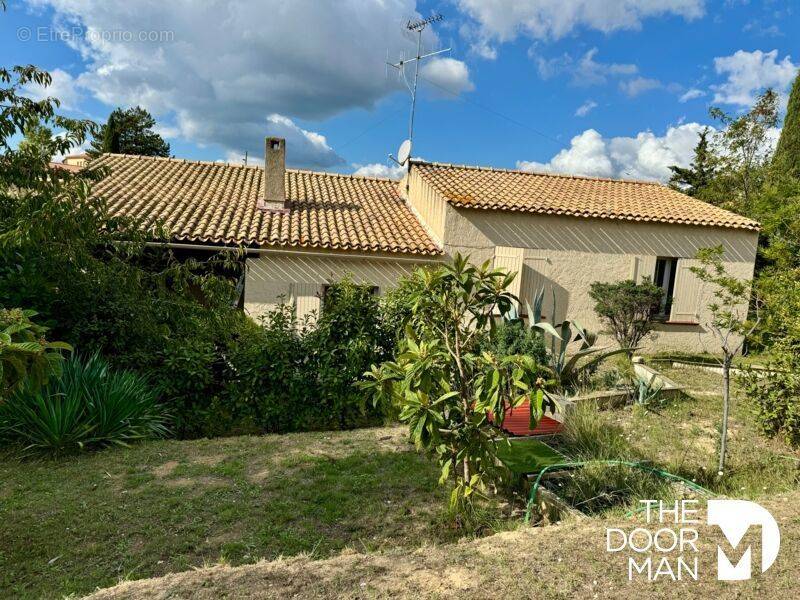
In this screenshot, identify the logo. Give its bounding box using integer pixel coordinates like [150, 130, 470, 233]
[606, 499, 780, 582]
[707, 499, 781, 580]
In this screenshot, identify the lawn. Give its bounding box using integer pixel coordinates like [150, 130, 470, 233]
[0, 427, 515, 599]
[3, 366, 799, 599]
[611, 365, 800, 498]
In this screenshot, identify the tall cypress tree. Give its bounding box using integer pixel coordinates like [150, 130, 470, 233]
[773, 70, 800, 179]
[668, 127, 715, 197]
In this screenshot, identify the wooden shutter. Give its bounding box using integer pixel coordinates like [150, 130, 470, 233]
[494, 247, 525, 309]
[670, 259, 702, 323]
[291, 283, 322, 321]
[629, 256, 657, 283]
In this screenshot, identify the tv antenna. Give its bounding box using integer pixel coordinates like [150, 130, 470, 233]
[387, 13, 450, 166]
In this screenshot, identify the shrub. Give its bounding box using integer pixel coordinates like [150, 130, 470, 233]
[480, 319, 548, 365]
[742, 359, 800, 447]
[363, 255, 552, 510]
[195, 278, 394, 437]
[0, 308, 71, 397]
[379, 269, 430, 344]
[307, 277, 394, 428]
[589, 278, 664, 353]
[0, 354, 169, 455]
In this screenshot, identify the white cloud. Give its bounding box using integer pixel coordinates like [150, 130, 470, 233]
[575, 100, 598, 117]
[419, 57, 475, 96]
[534, 47, 637, 85]
[219, 115, 342, 168]
[619, 76, 662, 97]
[352, 162, 406, 179]
[517, 123, 712, 182]
[457, 0, 704, 44]
[679, 88, 706, 102]
[264, 114, 343, 168]
[712, 49, 798, 107]
[22, 68, 82, 110]
[518, 129, 613, 178]
[28, 0, 472, 168]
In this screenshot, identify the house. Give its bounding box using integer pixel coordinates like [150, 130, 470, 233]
[87, 137, 759, 353]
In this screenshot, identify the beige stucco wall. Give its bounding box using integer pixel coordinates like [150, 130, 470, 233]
[244, 250, 438, 322]
[245, 172, 759, 354]
[442, 204, 759, 353]
[403, 169, 447, 245]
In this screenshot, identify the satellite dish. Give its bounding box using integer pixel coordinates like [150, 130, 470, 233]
[397, 139, 412, 165]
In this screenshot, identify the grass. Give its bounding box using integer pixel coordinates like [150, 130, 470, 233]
[647, 350, 777, 368]
[0, 427, 515, 599]
[534, 364, 800, 517]
[3, 365, 799, 598]
[84, 490, 800, 599]
[595, 365, 800, 498]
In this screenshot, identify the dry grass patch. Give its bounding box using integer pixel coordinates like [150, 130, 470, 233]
[85, 492, 800, 599]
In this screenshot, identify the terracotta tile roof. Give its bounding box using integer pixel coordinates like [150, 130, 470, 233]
[88, 154, 441, 255]
[413, 161, 760, 231]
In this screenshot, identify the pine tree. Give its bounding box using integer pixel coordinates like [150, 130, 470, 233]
[89, 106, 170, 157]
[668, 127, 715, 196]
[773, 70, 800, 179]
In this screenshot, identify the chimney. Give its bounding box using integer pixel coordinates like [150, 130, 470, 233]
[259, 137, 288, 212]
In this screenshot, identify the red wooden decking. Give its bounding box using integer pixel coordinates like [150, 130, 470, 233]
[492, 400, 563, 436]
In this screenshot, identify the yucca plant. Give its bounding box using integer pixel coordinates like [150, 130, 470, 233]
[0, 354, 169, 455]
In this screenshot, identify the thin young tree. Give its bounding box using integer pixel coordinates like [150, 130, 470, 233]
[691, 246, 760, 476]
[708, 89, 779, 211]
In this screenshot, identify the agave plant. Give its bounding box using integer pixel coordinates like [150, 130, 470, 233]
[0, 353, 169, 455]
[525, 287, 631, 391]
[634, 371, 663, 406]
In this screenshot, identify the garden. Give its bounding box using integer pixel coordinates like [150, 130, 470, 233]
[3, 50, 800, 600]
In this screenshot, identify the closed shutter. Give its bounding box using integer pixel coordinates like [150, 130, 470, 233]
[291, 283, 322, 321]
[670, 259, 702, 323]
[494, 247, 525, 310]
[629, 255, 657, 283]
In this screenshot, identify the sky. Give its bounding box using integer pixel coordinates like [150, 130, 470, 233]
[1, 0, 798, 182]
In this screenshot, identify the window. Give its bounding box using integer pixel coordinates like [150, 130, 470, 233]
[653, 257, 678, 318]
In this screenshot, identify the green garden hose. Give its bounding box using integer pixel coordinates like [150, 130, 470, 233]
[523, 460, 713, 524]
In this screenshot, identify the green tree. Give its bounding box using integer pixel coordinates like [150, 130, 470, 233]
[589, 278, 664, 355]
[362, 256, 552, 511]
[690, 246, 760, 476]
[18, 121, 54, 163]
[0, 308, 71, 398]
[772, 70, 800, 179]
[89, 106, 170, 157]
[668, 128, 716, 197]
[706, 89, 780, 211]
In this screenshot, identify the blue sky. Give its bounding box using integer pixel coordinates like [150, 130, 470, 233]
[1, 0, 798, 181]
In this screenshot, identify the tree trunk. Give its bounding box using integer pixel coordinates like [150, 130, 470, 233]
[718, 354, 732, 476]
